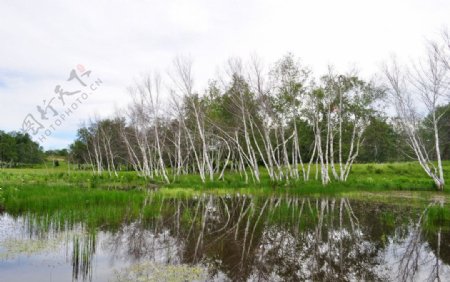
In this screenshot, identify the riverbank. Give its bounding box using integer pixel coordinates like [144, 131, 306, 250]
[1, 161, 449, 191]
[1, 161, 450, 211]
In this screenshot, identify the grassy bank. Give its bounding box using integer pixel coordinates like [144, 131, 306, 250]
[1, 161, 449, 211]
[1, 161, 449, 191]
[1, 161, 450, 243]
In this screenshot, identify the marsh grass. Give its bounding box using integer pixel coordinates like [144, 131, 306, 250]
[424, 205, 450, 231]
[1, 161, 450, 232]
[1, 185, 145, 231]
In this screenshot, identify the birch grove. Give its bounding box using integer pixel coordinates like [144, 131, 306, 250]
[68, 47, 448, 190]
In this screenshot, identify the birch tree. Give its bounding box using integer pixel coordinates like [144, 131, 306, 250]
[222, 60, 261, 183]
[269, 53, 311, 181]
[141, 74, 170, 183]
[384, 51, 447, 190]
[170, 56, 214, 182]
[324, 72, 382, 181]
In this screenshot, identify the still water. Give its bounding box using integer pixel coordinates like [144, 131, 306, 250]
[0, 195, 449, 281]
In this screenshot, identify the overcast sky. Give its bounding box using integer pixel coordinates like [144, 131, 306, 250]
[1, 0, 449, 149]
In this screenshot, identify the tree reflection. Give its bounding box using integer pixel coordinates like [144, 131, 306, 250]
[5, 195, 450, 281]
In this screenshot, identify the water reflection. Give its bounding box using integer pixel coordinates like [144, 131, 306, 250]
[0, 195, 449, 281]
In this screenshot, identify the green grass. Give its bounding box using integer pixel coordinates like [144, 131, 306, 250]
[2, 185, 449, 235]
[1, 184, 146, 230]
[2, 160, 448, 236]
[1, 161, 450, 209]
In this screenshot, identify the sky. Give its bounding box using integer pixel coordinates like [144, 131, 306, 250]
[1, 0, 449, 149]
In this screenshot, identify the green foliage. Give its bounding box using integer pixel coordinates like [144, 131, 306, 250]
[422, 102, 450, 160]
[45, 149, 68, 157]
[358, 116, 407, 162]
[0, 131, 44, 166]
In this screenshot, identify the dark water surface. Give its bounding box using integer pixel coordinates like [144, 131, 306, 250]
[1, 195, 449, 281]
